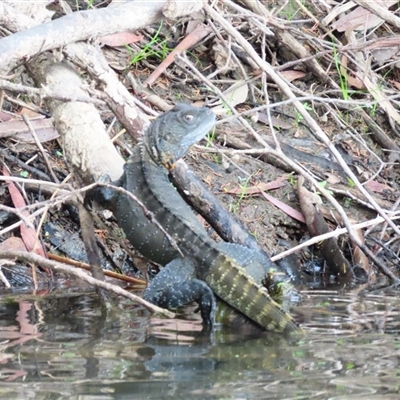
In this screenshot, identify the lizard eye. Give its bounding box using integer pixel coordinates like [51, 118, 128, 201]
[183, 114, 194, 122]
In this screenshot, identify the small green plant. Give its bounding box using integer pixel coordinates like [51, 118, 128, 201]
[344, 197, 352, 207]
[295, 102, 312, 125]
[20, 170, 29, 178]
[205, 126, 216, 148]
[158, 39, 170, 60]
[217, 98, 233, 116]
[279, 0, 301, 21]
[249, 231, 258, 240]
[286, 172, 296, 186]
[86, 0, 95, 9]
[346, 177, 356, 187]
[209, 154, 221, 164]
[316, 180, 334, 196]
[231, 174, 252, 213]
[369, 100, 378, 117]
[128, 23, 171, 65]
[333, 44, 349, 100]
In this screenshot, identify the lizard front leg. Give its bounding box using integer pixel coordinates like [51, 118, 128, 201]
[143, 258, 216, 324]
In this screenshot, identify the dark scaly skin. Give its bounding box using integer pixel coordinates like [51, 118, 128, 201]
[88, 104, 300, 334]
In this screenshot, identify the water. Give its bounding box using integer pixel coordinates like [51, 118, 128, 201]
[0, 288, 399, 399]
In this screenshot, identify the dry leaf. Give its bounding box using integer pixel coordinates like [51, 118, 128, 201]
[224, 177, 286, 195]
[261, 192, 305, 223]
[212, 80, 249, 115]
[0, 117, 57, 142]
[373, 45, 400, 64]
[325, 172, 341, 185]
[365, 179, 393, 193]
[256, 112, 293, 129]
[99, 32, 144, 47]
[3, 166, 46, 258]
[331, 1, 397, 32]
[0, 237, 27, 252]
[280, 70, 306, 82]
[391, 80, 400, 90]
[347, 74, 365, 89]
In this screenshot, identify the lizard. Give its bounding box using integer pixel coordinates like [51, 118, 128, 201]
[86, 104, 300, 334]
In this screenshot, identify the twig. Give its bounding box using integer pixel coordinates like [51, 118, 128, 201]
[0, 79, 104, 105]
[97, 183, 185, 258]
[0, 250, 174, 317]
[0, 204, 35, 230]
[48, 253, 146, 285]
[272, 215, 400, 261]
[1, 150, 53, 180]
[0, 267, 11, 288]
[22, 114, 59, 183]
[0, 175, 68, 189]
[217, 95, 375, 125]
[1, 175, 184, 261]
[204, 3, 400, 245]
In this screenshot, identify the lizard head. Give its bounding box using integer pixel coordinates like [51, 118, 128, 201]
[144, 104, 215, 170]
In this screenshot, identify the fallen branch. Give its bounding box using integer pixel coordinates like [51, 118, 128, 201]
[0, 1, 168, 74]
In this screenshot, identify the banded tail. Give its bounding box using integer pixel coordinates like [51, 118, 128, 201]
[205, 253, 301, 334]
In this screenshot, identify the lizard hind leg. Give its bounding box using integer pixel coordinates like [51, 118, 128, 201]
[143, 258, 216, 324]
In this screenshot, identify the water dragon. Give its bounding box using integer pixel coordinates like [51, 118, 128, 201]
[87, 104, 300, 334]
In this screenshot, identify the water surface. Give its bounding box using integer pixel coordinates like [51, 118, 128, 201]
[0, 288, 399, 399]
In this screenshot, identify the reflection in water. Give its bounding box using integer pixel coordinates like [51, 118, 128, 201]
[0, 290, 399, 399]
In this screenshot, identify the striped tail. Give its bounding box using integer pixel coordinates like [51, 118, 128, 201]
[205, 253, 301, 334]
